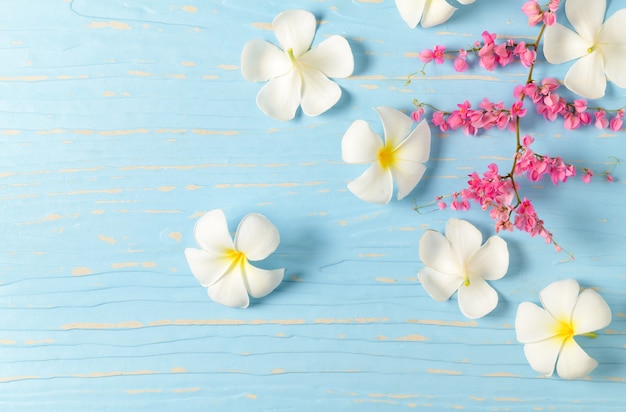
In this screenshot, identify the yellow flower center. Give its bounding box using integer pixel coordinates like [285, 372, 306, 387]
[225, 248, 246, 268]
[587, 45, 595, 54]
[554, 319, 575, 341]
[377, 144, 396, 170]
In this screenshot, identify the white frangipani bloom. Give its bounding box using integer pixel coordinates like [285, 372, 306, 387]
[342, 106, 431, 204]
[543, 0, 626, 99]
[185, 209, 284, 308]
[395, 0, 475, 29]
[241, 9, 354, 121]
[515, 279, 612, 379]
[418, 218, 509, 319]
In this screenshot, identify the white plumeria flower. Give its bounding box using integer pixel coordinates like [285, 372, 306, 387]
[515, 279, 612, 379]
[184, 209, 284, 308]
[543, 0, 626, 99]
[241, 9, 354, 121]
[395, 0, 475, 29]
[418, 218, 509, 319]
[342, 106, 431, 204]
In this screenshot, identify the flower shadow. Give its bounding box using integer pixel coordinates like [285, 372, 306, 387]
[348, 37, 370, 76]
[250, 221, 326, 304]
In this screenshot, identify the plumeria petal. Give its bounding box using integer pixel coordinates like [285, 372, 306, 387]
[565, 0, 605, 44]
[376, 106, 413, 149]
[243, 262, 284, 299]
[523, 336, 563, 377]
[241, 39, 292, 82]
[300, 35, 354, 78]
[300, 66, 342, 117]
[394, 119, 431, 164]
[272, 9, 316, 57]
[555, 338, 598, 379]
[184, 248, 232, 287]
[395, 0, 426, 28]
[465, 236, 509, 281]
[347, 163, 393, 204]
[418, 267, 463, 302]
[234, 213, 280, 261]
[540, 278, 580, 323]
[515, 302, 560, 343]
[207, 270, 250, 308]
[445, 218, 482, 266]
[564, 51, 606, 99]
[571, 289, 612, 335]
[419, 229, 459, 275]
[391, 159, 426, 200]
[601, 44, 626, 88]
[341, 120, 383, 164]
[543, 24, 590, 64]
[256, 69, 302, 121]
[599, 8, 626, 87]
[457, 276, 498, 319]
[599, 9, 626, 45]
[194, 209, 234, 255]
[421, 0, 457, 28]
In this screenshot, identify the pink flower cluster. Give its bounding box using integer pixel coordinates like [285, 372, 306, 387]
[419, 31, 537, 73]
[427, 99, 526, 135]
[514, 135, 576, 185]
[515, 78, 625, 131]
[436, 163, 555, 245]
[522, 0, 560, 26]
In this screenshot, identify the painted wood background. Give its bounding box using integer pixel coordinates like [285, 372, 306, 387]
[1, 0, 624, 410]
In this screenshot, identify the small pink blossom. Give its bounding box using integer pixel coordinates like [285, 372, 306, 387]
[610, 109, 624, 131]
[454, 49, 469, 72]
[411, 107, 425, 122]
[522, 1, 543, 26]
[432, 45, 446, 64]
[582, 169, 593, 184]
[594, 110, 609, 129]
[419, 49, 434, 63]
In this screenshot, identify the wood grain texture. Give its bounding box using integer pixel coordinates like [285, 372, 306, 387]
[1, 0, 625, 410]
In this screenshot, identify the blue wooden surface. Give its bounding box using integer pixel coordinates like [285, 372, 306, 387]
[1, 0, 624, 410]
